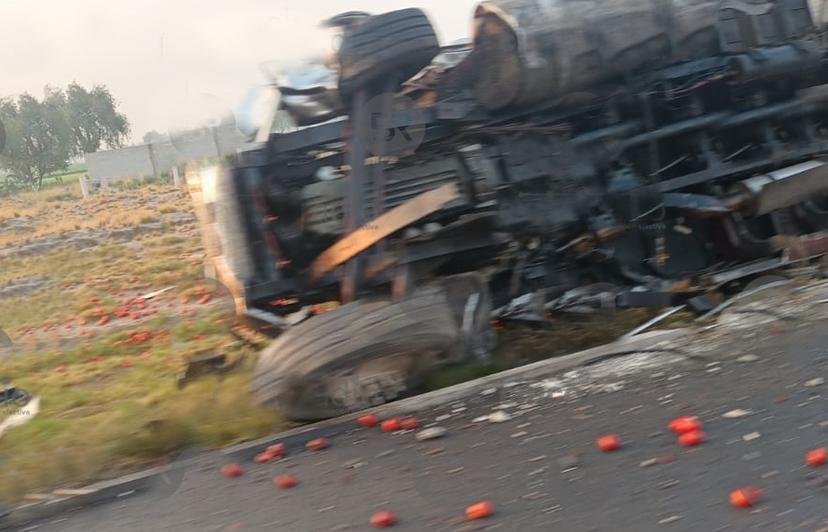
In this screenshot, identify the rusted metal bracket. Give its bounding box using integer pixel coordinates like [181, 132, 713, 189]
[309, 183, 461, 281]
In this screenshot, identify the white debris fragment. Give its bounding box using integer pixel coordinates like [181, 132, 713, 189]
[480, 387, 498, 396]
[742, 432, 762, 442]
[737, 354, 759, 363]
[722, 409, 753, 419]
[805, 377, 825, 387]
[435, 414, 452, 422]
[658, 516, 683, 525]
[489, 411, 512, 423]
[533, 378, 566, 390]
[415, 427, 447, 441]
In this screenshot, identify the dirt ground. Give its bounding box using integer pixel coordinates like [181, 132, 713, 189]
[0, 182, 283, 503]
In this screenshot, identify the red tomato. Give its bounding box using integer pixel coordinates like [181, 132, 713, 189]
[274, 474, 298, 489]
[806, 447, 828, 467]
[668, 416, 701, 435]
[266, 443, 286, 457]
[678, 430, 705, 447]
[306, 438, 329, 451]
[254, 452, 274, 464]
[370, 511, 397, 528]
[465, 501, 494, 520]
[596, 434, 622, 452]
[358, 415, 379, 428]
[221, 464, 243, 478]
[381, 418, 402, 432]
[729, 486, 762, 508]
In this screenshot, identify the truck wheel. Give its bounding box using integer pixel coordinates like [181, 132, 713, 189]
[338, 8, 439, 102]
[252, 275, 492, 421]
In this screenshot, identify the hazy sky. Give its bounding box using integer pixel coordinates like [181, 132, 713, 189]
[1, 0, 477, 142]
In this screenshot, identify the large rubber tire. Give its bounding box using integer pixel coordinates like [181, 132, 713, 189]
[252, 274, 492, 421]
[338, 8, 440, 102]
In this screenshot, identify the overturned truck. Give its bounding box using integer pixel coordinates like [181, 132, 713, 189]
[190, 0, 828, 420]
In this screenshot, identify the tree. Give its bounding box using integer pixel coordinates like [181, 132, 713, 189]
[0, 91, 73, 191]
[66, 82, 130, 155]
[142, 130, 168, 144]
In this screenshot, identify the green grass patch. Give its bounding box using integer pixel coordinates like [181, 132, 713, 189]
[0, 317, 282, 503]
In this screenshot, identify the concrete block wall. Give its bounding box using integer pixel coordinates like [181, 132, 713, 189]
[84, 125, 248, 185]
[85, 145, 156, 183]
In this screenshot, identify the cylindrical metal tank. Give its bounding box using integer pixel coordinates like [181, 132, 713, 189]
[470, 0, 810, 110]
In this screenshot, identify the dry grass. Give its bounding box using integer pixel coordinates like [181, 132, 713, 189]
[0, 183, 284, 503]
[0, 316, 282, 502]
[0, 183, 189, 248]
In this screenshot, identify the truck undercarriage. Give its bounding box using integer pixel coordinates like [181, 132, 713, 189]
[190, 0, 828, 420]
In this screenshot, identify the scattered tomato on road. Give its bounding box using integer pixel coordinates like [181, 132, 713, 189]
[678, 429, 705, 447]
[370, 511, 397, 528]
[729, 486, 762, 508]
[596, 434, 622, 452]
[806, 447, 828, 467]
[465, 501, 494, 520]
[668, 416, 701, 435]
[306, 438, 329, 451]
[358, 414, 379, 428]
[381, 418, 402, 432]
[274, 474, 298, 489]
[221, 464, 243, 478]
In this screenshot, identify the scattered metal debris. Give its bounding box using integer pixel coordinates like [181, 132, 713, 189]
[415, 427, 447, 441]
[488, 411, 512, 423]
[697, 280, 792, 322]
[623, 306, 686, 339]
[742, 432, 762, 442]
[139, 286, 176, 301]
[722, 409, 753, 419]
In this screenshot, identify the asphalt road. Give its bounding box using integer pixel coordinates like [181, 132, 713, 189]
[15, 283, 828, 532]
